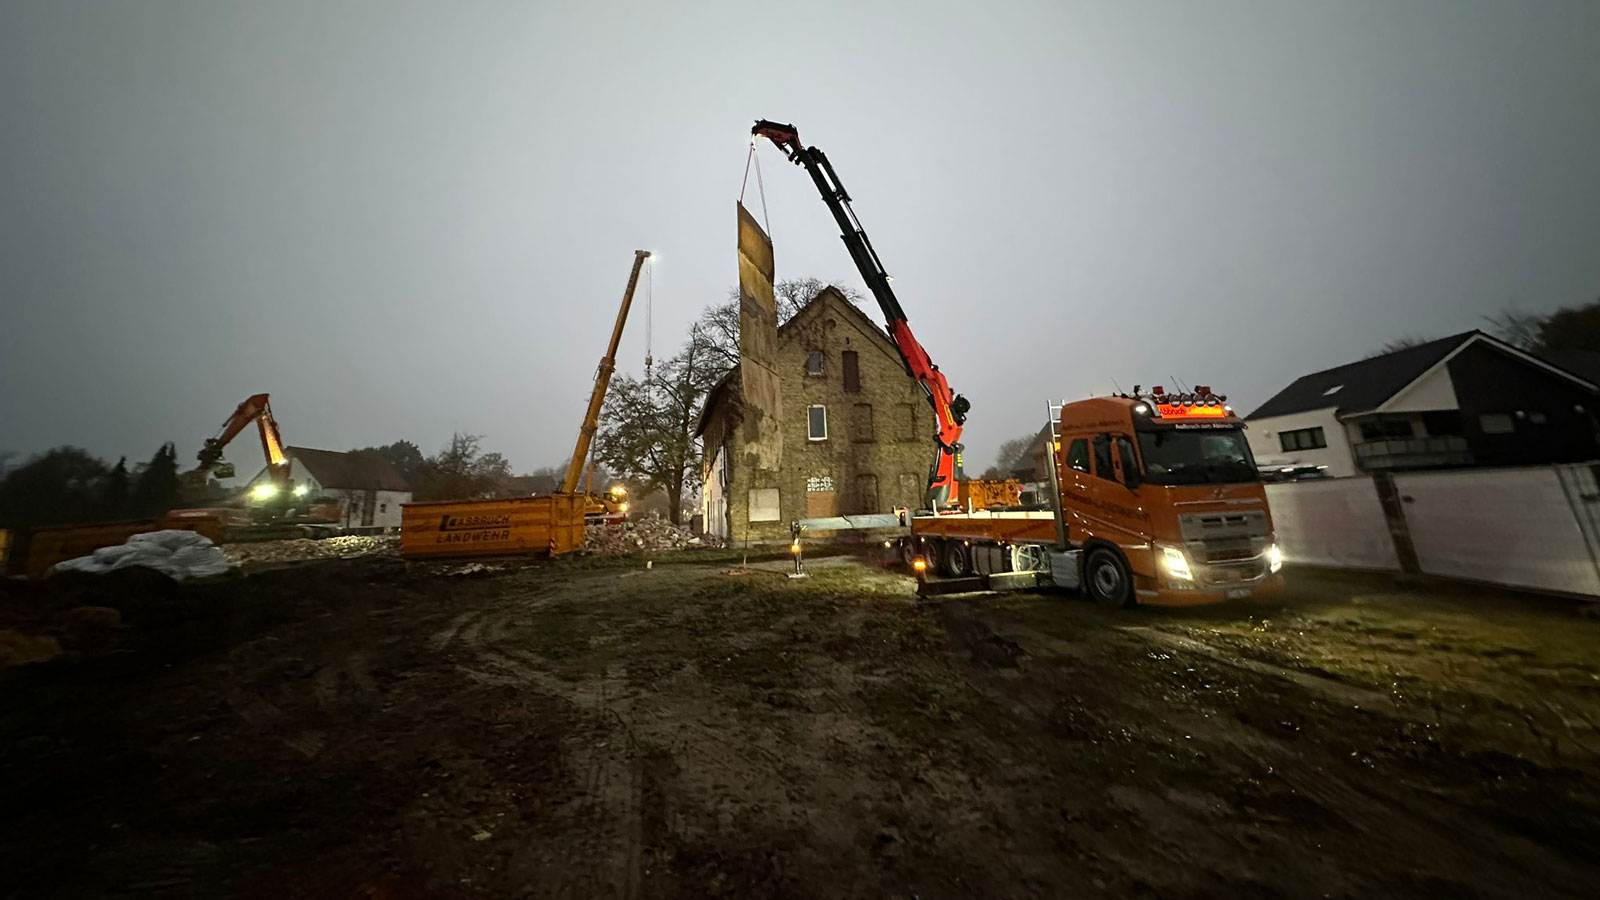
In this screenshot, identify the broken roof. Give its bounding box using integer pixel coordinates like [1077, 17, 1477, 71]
[694, 286, 898, 438]
[288, 447, 411, 492]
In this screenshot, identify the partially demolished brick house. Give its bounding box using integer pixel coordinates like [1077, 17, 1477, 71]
[695, 279, 935, 545]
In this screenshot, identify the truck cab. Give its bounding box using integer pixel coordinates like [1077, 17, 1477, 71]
[905, 386, 1284, 607]
[1057, 390, 1283, 606]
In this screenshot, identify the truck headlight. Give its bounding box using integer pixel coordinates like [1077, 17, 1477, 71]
[1267, 543, 1284, 574]
[1161, 545, 1193, 581]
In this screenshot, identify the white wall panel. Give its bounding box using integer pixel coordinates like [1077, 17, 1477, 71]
[1396, 467, 1600, 595]
[1265, 478, 1400, 570]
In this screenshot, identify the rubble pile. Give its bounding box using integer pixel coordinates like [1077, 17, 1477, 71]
[585, 513, 701, 554]
[224, 535, 401, 566]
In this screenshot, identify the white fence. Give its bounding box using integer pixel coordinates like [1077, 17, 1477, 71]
[1265, 478, 1400, 571]
[1265, 462, 1600, 597]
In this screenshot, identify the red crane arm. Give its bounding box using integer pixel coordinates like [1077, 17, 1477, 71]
[752, 119, 968, 509]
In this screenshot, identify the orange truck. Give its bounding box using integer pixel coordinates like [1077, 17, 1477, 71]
[902, 386, 1284, 607]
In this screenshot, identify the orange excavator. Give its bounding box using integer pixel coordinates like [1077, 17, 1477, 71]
[194, 393, 290, 492]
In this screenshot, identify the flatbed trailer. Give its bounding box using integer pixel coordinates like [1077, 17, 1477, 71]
[900, 390, 1286, 607]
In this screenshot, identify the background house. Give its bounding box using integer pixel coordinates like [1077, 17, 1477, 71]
[696, 286, 936, 543]
[1246, 331, 1600, 477]
[1007, 423, 1055, 503]
[247, 446, 412, 528]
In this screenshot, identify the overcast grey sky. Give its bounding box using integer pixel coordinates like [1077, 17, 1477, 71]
[3, 0, 1597, 475]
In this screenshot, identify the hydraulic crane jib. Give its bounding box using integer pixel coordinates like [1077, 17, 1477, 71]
[751, 118, 967, 510]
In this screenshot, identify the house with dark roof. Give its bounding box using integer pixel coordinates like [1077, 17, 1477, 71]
[246, 447, 413, 528]
[1245, 331, 1600, 477]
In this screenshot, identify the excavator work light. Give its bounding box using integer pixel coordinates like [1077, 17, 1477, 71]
[251, 483, 279, 501]
[292, 484, 309, 497]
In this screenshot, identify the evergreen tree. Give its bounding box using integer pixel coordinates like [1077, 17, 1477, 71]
[103, 456, 130, 518]
[130, 443, 180, 517]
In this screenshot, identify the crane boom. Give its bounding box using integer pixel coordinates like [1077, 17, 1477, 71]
[197, 393, 289, 486]
[751, 119, 968, 509]
[563, 250, 652, 495]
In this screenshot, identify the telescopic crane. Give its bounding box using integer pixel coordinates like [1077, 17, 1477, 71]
[563, 251, 651, 518]
[751, 120, 969, 510]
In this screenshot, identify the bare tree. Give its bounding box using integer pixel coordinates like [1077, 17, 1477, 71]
[1483, 309, 1544, 350]
[1364, 335, 1436, 358]
[994, 434, 1035, 476]
[595, 324, 724, 524]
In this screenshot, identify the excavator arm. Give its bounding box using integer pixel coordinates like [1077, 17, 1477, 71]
[197, 393, 289, 486]
[752, 119, 969, 509]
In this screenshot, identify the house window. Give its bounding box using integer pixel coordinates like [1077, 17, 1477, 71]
[805, 351, 825, 376]
[1421, 411, 1463, 436]
[1093, 434, 1117, 482]
[842, 350, 860, 392]
[1279, 427, 1327, 452]
[380, 503, 387, 513]
[851, 403, 874, 441]
[808, 405, 828, 441]
[900, 404, 917, 441]
[1066, 439, 1090, 472]
[806, 476, 835, 492]
[1479, 413, 1515, 435]
[1359, 418, 1412, 441]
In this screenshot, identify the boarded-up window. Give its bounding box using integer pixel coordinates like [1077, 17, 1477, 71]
[898, 472, 922, 508]
[842, 350, 860, 392]
[805, 351, 825, 376]
[851, 403, 874, 442]
[808, 405, 828, 441]
[855, 473, 879, 513]
[805, 475, 836, 518]
[899, 404, 918, 441]
[749, 488, 780, 522]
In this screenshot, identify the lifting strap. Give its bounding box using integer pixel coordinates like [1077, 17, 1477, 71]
[739, 140, 772, 237]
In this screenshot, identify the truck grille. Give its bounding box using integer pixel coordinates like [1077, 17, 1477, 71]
[1179, 511, 1268, 544]
[1179, 511, 1271, 584]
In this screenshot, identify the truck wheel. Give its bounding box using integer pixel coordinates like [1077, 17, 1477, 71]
[1085, 547, 1134, 609]
[899, 539, 917, 568]
[942, 540, 971, 577]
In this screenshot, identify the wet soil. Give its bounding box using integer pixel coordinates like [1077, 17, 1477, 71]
[3, 554, 1598, 898]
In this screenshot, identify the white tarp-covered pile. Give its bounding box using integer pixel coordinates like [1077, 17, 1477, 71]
[50, 529, 235, 581]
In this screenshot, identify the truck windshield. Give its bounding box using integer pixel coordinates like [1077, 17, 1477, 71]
[1136, 429, 1259, 486]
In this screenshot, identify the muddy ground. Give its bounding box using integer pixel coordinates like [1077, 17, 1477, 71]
[3, 548, 1599, 899]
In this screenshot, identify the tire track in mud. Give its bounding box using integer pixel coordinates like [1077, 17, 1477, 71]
[427, 588, 648, 900]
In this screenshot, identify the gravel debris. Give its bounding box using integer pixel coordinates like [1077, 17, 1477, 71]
[223, 535, 401, 566]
